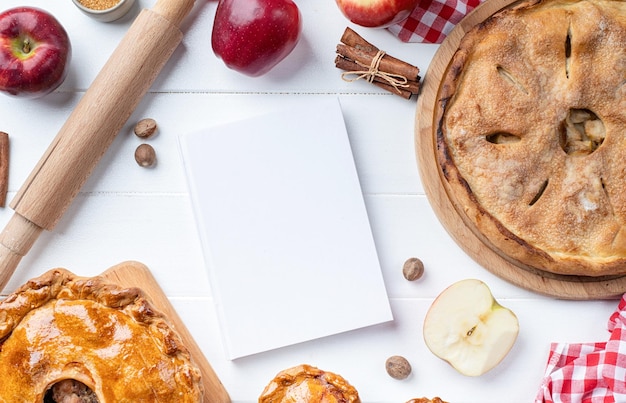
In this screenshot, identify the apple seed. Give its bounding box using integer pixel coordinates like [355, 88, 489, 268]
[135, 144, 156, 168]
[402, 257, 424, 281]
[385, 355, 411, 380]
[134, 118, 158, 139]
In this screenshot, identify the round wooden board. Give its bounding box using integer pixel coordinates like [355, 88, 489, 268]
[415, 0, 626, 300]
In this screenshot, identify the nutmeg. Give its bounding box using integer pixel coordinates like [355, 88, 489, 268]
[134, 144, 156, 168]
[385, 355, 411, 380]
[402, 257, 424, 281]
[134, 118, 158, 139]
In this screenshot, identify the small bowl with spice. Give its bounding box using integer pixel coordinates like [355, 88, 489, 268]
[72, 0, 135, 22]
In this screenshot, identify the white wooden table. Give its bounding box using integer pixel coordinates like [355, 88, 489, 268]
[0, 1, 618, 402]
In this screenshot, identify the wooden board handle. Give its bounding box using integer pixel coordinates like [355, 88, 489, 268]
[102, 261, 231, 402]
[0, 0, 194, 291]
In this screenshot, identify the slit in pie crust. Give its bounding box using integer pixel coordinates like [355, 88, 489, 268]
[437, 0, 626, 277]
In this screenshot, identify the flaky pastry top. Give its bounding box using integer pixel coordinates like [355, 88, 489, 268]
[438, 0, 626, 276]
[0, 268, 203, 402]
[259, 364, 360, 403]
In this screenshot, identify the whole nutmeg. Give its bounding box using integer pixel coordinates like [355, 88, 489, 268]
[402, 257, 424, 281]
[135, 143, 156, 167]
[385, 355, 411, 380]
[134, 118, 158, 139]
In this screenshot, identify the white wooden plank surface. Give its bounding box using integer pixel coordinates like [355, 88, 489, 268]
[0, 0, 618, 402]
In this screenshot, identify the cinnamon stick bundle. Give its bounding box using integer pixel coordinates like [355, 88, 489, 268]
[335, 27, 421, 99]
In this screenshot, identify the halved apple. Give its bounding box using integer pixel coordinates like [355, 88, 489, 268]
[423, 279, 519, 376]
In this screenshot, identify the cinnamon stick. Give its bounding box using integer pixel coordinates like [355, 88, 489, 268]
[335, 55, 419, 97]
[371, 80, 412, 100]
[335, 27, 421, 98]
[336, 44, 420, 82]
[339, 28, 420, 81]
[0, 132, 9, 208]
[340, 26, 378, 53]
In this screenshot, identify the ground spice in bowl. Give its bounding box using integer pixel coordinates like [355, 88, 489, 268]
[72, 0, 134, 22]
[78, 0, 120, 10]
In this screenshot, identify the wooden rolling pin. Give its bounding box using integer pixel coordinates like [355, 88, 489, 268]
[0, 1, 232, 401]
[0, 0, 192, 289]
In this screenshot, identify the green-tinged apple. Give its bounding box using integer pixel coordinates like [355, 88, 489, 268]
[0, 7, 71, 98]
[211, 0, 302, 77]
[335, 0, 418, 28]
[423, 279, 519, 377]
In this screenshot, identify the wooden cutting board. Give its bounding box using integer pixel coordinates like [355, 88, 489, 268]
[415, 0, 626, 300]
[101, 261, 230, 402]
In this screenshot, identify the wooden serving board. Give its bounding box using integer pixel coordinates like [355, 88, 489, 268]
[415, 0, 626, 300]
[101, 261, 230, 402]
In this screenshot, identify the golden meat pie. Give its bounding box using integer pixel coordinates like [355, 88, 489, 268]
[259, 364, 360, 402]
[0, 269, 203, 402]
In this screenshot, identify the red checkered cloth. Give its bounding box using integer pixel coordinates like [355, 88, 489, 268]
[388, 0, 484, 44]
[535, 295, 626, 402]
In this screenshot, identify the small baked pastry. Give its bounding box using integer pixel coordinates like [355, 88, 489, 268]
[437, 0, 626, 276]
[259, 364, 360, 402]
[0, 268, 203, 402]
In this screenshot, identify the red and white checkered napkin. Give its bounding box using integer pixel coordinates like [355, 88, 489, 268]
[388, 0, 484, 44]
[535, 295, 626, 402]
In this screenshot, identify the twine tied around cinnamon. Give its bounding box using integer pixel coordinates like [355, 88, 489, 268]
[340, 50, 409, 94]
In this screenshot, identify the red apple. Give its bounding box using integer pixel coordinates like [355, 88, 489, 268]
[335, 0, 418, 28]
[0, 7, 71, 98]
[211, 0, 302, 77]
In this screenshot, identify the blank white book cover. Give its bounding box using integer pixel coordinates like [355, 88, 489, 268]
[179, 98, 392, 359]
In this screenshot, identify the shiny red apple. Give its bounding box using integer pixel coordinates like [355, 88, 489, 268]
[336, 0, 418, 28]
[0, 7, 71, 98]
[211, 0, 302, 77]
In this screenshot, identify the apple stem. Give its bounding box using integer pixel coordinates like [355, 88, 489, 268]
[22, 39, 31, 54]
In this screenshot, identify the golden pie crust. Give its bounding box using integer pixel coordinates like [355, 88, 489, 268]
[259, 364, 360, 402]
[437, 0, 626, 277]
[0, 268, 203, 402]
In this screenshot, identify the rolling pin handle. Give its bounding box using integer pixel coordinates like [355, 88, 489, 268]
[0, 213, 43, 291]
[152, 0, 195, 26]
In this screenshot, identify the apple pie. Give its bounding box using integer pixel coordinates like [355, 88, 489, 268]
[0, 268, 204, 402]
[437, 0, 626, 276]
